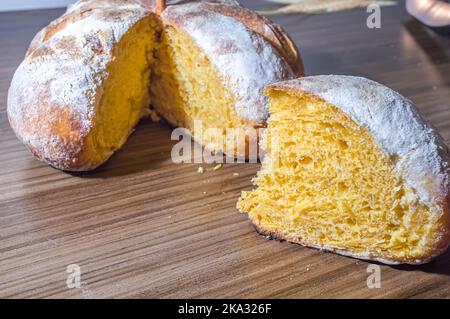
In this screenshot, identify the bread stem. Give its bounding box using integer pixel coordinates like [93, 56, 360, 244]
[155, 0, 166, 15]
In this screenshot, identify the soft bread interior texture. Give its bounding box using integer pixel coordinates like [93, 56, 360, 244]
[237, 89, 444, 263]
[150, 26, 249, 155]
[84, 16, 257, 168]
[87, 17, 160, 166]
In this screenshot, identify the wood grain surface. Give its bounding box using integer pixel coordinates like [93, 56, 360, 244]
[1, 0, 450, 299]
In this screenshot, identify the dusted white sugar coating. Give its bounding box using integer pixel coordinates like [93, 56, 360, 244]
[162, 2, 295, 124]
[269, 75, 450, 213]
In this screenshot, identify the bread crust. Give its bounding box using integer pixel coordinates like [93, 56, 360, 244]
[251, 217, 449, 265]
[254, 75, 450, 264]
[156, 0, 303, 160]
[8, 0, 303, 170]
[8, 0, 157, 171]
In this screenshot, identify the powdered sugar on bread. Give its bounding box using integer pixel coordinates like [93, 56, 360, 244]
[8, 1, 152, 169]
[7, 0, 302, 170]
[268, 75, 450, 214]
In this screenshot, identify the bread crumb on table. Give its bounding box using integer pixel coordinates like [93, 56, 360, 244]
[233, 172, 240, 176]
[213, 164, 223, 171]
[198, 166, 205, 174]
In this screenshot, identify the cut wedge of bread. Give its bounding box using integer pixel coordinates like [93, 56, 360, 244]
[238, 75, 450, 264]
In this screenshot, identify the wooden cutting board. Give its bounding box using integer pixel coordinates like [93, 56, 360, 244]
[1, 1, 450, 298]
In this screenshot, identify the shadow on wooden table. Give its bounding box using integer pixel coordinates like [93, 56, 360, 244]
[391, 248, 450, 276]
[69, 119, 177, 179]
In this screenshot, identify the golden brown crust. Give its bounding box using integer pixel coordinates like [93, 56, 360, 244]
[8, 1, 156, 171]
[8, 103, 92, 170]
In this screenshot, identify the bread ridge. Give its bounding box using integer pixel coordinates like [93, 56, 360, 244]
[261, 75, 450, 264]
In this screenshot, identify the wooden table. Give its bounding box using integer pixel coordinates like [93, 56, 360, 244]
[1, 0, 450, 299]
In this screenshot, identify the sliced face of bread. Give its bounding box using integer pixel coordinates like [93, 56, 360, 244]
[150, 24, 248, 157]
[88, 16, 161, 168]
[237, 75, 450, 264]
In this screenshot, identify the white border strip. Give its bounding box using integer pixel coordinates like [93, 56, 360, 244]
[0, 0, 75, 12]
